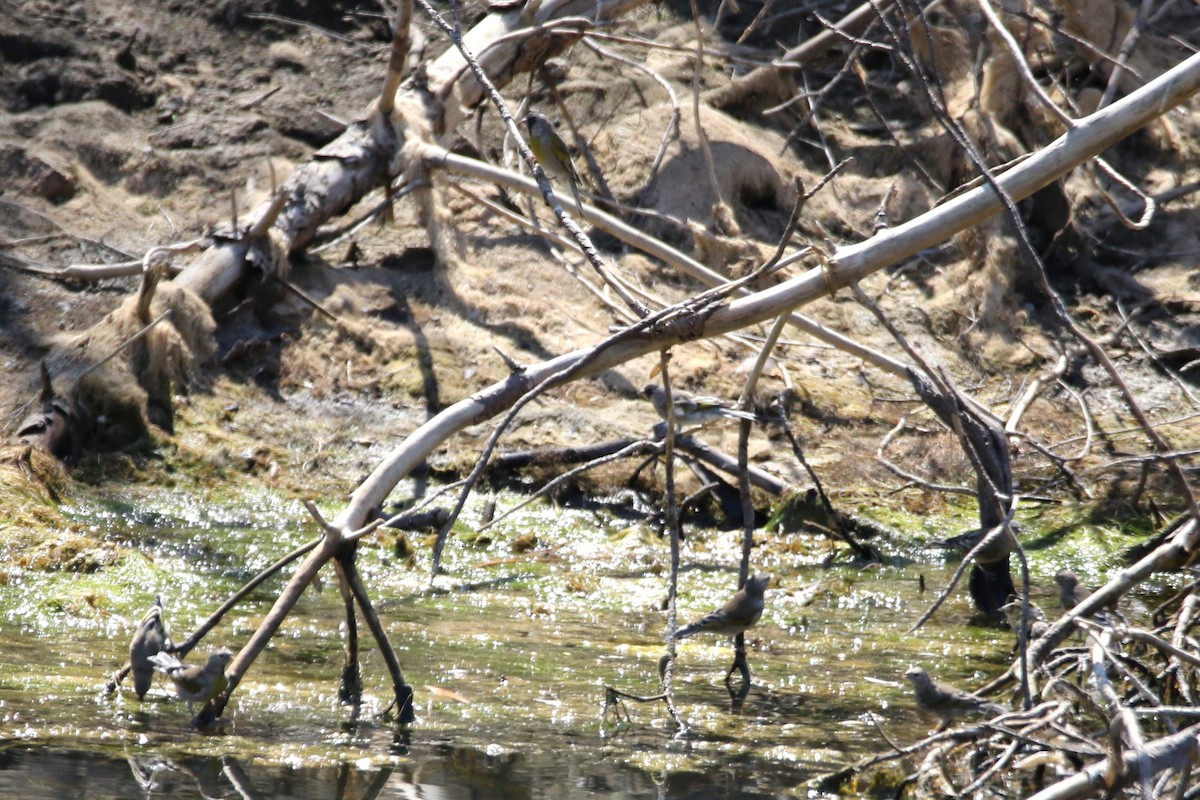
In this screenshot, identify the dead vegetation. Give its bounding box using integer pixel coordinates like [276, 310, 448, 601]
[827, 539, 1200, 797]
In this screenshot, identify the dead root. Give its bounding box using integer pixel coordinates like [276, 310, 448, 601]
[42, 280, 216, 452]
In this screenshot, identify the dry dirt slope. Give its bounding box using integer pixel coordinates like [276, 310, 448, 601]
[1, 0, 1199, 522]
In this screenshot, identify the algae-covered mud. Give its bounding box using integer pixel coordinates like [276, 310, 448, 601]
[2, 482, 1155, 798]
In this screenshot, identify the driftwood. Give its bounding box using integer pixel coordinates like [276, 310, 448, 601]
[169, 29, 1200, 723]
[828, 518, 1200, 795]
[339, 44, 1200, 536]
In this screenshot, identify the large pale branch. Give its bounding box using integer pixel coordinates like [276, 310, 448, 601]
[158, 0, 663, 723]
[170, 0, 652, 307]
[426, 0, 650, 134]
[704, 0, 897, 109]
[338, 49, 1200, 532]
[428, 146, 909, 376]
[1024, 722, 1200, 800]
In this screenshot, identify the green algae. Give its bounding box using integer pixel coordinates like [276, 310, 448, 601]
[0, 474, 1169, 797]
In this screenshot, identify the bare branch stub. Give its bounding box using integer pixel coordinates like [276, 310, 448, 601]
[908, 369, 1016, 618]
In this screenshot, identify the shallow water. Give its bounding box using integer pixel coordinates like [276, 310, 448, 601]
[0, 484, 1081, 798]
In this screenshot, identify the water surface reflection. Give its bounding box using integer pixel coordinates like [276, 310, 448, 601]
[0, 489, 1027, 799]
[0, 744, 794, 799]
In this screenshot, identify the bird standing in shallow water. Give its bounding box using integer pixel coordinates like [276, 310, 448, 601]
[1054, 568, 1124, 624]
[149, 648, 234, 714]
[905, 667, 1003, 729]
[1000, 596, 1049, 640]
[642, 384, 757, 429]
[1054, 569, 1092, 610]
[675, 574, 770, 639]
[129, 596, 171, 700]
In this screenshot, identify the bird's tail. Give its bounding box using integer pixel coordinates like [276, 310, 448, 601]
[139, 602, 162, 626]
[141, 596, 174, 648]
[673, 623, 700, 639]
[1093, 608, 1128, 627]
[718, 407, 758, 423]
[568, 181, 584, 217]
[981, 701, 1005, 716]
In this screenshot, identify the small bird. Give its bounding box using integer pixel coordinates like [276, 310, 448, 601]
[1054, 569, 1123, 625]
[926, 522, 1020, 564]
[1054, 569, 1094, 611]
[642, 384, 757, 428]
[1054, 568, 1123, 614]
[999, 597, 1049, 640]
[904, 666, 1003, 728]
[128, 596, 172, 700]
[149, 648, 234, 713]
[675, 574, 770, 639]
[523, 111, 585, 216]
